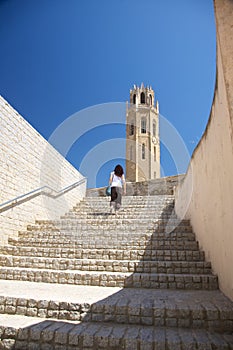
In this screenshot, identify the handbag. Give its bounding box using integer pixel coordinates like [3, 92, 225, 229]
[106, 186, 111, 196]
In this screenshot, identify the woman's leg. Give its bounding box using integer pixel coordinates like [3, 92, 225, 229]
[110, 187, 117, 211]
[115, 187, 122, 210]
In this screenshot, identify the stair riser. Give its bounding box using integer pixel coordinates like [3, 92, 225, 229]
[65, 213, 176, 219]
[71, 205, 174, 210]
[74, 201, 174, 207]
[0, 248, 205, 261]
[0, 297, 232, 333]
[1, 323, 233, 350]
[44, 220, 189, 225]
[71, 205, 174, 208]
[82, 198, 174, 204]
[82, 202, 175, 207]
[0, 269, 218, 290]
[8, 239, 199, 250]
[18, 232, 196, 241]
[67, 207, 176, 212]
[26, 225, 193, 234]
[0, 257, 211, 274]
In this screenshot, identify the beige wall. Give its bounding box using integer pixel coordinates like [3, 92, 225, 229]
[175, 0, 233, 301]
[0, 96, 86, 245]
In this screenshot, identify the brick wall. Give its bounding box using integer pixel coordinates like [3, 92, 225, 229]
[0, 96, 86, 245]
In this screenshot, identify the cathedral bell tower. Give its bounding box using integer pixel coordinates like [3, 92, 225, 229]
[126, 83, 160, 182]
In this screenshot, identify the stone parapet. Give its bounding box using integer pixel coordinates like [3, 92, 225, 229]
[86, 175, 184, 197]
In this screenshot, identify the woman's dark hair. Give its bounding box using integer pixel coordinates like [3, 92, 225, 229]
[114, 164, 124, 177]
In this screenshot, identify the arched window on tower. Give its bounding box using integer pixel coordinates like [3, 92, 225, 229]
[149, 94, 152, 106]
[130, 146, 133, 161]
[142, 143, 146, 159]
[141, 92, 145, 104]
[153, 121, 156, 137]
[129, 121, 134, 136]
[141, 118, 146, 134]
[133, 94, 136, 104]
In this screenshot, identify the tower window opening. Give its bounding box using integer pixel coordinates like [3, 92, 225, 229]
[149, 94, 152, 106]
[130, 146, 133, 161]
[129, 122, 134, 136]
[153, 121, 156, 137]
[141, 118, 146, 134]
[133, 94, 136, 104]
[154, 146, 156, 161]
[142, 143, 146, 159]
[141, 92, 145, 104]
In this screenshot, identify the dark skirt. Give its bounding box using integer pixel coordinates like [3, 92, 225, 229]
[110, 186, 122, 208]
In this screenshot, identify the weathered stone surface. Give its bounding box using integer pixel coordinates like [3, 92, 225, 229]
[0, 189, 232, 349]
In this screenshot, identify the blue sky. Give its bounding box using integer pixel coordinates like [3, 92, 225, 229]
[0, 0, 216, 188]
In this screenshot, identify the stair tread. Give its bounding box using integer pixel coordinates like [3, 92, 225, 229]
[0, 266, 217, 278]
[0, 280, 231, 310]
[0, 315, 232, 349]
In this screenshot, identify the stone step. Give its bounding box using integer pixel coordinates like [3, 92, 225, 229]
[70, 205, 175, 212]
[80, 208, 175, 214]
[22, 228, 194, 238]
[83, 194, 175, 202]
[27, 222, 193, 234]
[0, 315, 232, 350]
[62, 213, 176, 220]
[0, 283, 232, 332]
[0, 267, 219, 289]
[8, 237, 199, 250]
[80, 196, 173, 201]
[74, 201, 174, 207]
[0, 246, 206, 261]
[0, 256, 212, 274]
[72, 208, 175, 213]
[34, 218, 187, 224]
[18, 230, 196, 241]
[73, 205, 173, 211]
[68, 211, 175, 218]
[78, 197, 174, 204]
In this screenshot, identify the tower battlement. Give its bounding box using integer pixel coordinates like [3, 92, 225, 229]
[129, 83, 159, 113]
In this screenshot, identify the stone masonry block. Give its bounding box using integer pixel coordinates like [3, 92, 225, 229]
[54, 323, 75, 345]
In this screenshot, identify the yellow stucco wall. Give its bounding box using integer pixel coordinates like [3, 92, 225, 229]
[175, 0, 233, 301]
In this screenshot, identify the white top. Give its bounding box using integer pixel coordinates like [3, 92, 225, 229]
[110, 171, 125, 188]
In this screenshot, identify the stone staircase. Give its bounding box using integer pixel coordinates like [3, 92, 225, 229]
[0, 194, 232, 349]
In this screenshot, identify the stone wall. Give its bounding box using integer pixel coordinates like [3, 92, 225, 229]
[0, 96, 86, 245]
[86, 175, 184, 197]
[175, 0, 233, 301]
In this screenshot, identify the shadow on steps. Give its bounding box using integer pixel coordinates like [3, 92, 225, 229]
[1, 201, 233, 349]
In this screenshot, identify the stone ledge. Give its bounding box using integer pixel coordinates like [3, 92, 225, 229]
[86, 175, 184, 197]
